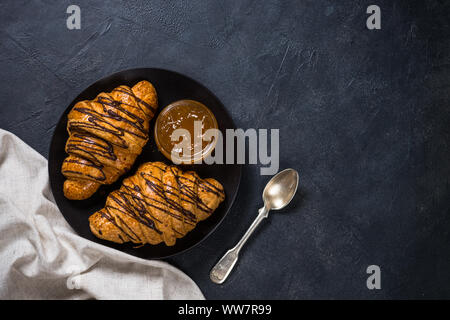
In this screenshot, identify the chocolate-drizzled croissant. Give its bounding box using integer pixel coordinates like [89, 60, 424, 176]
[89, 162, 225, 246]
[62, 80, 158, 200]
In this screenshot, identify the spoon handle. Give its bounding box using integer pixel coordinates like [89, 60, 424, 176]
[210, 206, 269, 284]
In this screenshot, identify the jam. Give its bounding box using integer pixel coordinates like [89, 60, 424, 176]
[154, 99, 218, 163]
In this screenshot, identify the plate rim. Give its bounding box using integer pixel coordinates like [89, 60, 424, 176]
[48, 67, 242, 259]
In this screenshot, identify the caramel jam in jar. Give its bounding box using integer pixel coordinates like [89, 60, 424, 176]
[154, 99, 218, 163]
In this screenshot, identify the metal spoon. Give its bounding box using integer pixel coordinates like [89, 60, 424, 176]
[210, 168, 299, 284]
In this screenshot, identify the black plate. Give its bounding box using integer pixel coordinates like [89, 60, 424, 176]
[48, 68, 241, 259]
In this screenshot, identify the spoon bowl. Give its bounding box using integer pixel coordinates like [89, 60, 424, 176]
[263, 168, 299, 210]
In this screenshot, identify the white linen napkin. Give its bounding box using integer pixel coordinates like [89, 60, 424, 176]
[0, 129, 204, 300]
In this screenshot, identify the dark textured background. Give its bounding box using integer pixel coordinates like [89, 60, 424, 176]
[1, 0, 449, 299]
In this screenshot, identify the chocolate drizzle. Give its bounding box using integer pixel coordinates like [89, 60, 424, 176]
[62, 83, 155, 184]
[112, 87, 156, 113]
[96, 163, 225, 244]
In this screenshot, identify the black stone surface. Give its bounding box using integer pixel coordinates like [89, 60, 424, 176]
[0, 0, 449, 299]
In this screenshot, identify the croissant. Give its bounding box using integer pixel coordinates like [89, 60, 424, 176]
[89, 162, 225, 246]
[62, 80, 158, 200]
